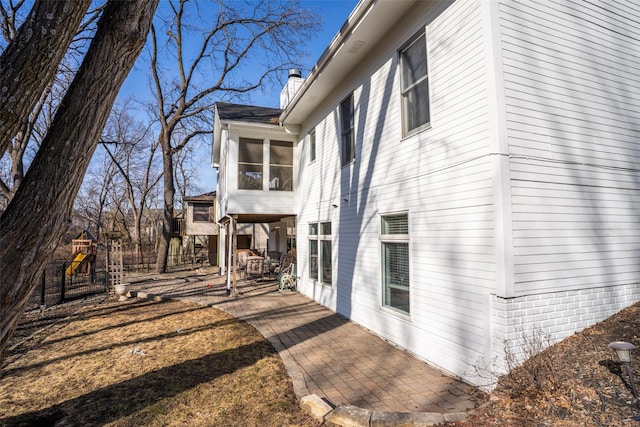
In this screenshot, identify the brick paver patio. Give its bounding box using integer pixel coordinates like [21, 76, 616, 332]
[125, 268, 486, 414]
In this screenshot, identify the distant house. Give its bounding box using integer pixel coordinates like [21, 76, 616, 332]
[212, 0, 640, 387]
[183, 192, 220, 265]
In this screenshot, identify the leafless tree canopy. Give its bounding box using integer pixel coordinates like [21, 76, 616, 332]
[0, 0, 318, 361]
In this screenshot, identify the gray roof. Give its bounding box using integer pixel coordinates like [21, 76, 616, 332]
[216, 102, 282, 125]
[184, 191, 216, 202]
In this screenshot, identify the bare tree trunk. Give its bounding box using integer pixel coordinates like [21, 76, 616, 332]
[156, 132, 175, 273]
[0, 0, 159, 363]
[0, 0, 91, 156]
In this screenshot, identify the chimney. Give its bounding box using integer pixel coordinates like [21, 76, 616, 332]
[280, 68, 304, 109]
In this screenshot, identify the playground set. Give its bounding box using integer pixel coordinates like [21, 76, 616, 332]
[66, 230, 97, 277]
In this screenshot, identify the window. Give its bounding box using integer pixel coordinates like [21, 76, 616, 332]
[340, 94, 355, 166]
[192, 204, 211, 222]
[400, 30, 430, 136]
[309, 128, 316, 163]
[269, 140, 293, 191]
[309, 221, 332, 285]
[309, 224, 318, 280]
[238, 137, 263, 190]
[380, 214, 409, 314]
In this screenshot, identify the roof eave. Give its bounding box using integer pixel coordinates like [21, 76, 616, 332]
[280, 0, 418, 126]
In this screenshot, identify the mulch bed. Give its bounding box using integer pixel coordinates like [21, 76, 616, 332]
[461, 303, 640, 426]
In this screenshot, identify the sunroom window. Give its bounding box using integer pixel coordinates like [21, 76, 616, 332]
[238, 138, 263, 190]
[269, 140, 293, 191]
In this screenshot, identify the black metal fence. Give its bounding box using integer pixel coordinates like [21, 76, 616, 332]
[26, 260, 108, 311]
[26, 251, 212, 311]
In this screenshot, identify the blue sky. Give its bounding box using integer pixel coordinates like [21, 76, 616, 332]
[249, 0, 360, 107]
[118, 0, 358, 195]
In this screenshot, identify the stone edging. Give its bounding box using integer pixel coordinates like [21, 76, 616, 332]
[301, 394, 467, 427]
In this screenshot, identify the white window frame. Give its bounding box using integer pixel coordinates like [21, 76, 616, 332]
[309, 221, 332, 285]
[237, 137, 264, 190]
[269, 139, 293, 192]
[340, 93, 355, 166]
[380, 213, 410, 315]
[400, 29, 430, 137]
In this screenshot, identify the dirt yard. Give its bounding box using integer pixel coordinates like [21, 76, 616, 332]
[0, 295, 319, 427]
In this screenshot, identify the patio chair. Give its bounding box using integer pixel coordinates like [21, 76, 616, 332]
[246, 256, 264, 281]
[276, 254, 296, 291]
[236, 249, 253, 278]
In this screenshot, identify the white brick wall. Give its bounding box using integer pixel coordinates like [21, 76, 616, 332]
[491, 283, 640, 372]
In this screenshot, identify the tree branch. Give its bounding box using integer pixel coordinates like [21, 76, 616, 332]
[0, 0, 92, 158]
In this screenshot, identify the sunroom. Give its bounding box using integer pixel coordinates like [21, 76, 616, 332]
[211, 102, 298, 284]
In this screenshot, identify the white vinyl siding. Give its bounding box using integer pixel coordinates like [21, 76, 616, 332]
[497, 0, 640, 296]
[295, 0, 494, 384]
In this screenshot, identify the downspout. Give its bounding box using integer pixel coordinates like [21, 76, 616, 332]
[225, 215, 233, 295]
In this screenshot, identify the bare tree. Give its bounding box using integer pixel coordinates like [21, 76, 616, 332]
[74, 147, 119, 242]
[150, 0, 318, 272]
[0, 0, 30, 46]
[102, 104, 162, 266]
[0, 0, 159, 363]
[173, 128, 204, 210]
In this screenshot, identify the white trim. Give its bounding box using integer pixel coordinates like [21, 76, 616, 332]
[483, 0, 514, 298]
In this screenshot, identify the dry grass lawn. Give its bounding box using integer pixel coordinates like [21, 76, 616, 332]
[0, 296, 319, 426]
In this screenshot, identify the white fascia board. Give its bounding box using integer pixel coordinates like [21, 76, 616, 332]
[224, 120, 288, 135]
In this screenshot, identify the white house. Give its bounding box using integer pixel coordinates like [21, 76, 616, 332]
[212, 0, 640, 387]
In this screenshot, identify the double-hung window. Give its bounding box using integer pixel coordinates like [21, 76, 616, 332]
[238, 137, 263, 190]
[400, 30, 430, 136]
[269, 140, 293, 191]
[340, 94, 355, 166]
[380, 213, 410, 314]
[309, 222, 332, 285]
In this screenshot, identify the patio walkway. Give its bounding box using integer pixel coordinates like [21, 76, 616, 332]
[124, 267, 487, 415]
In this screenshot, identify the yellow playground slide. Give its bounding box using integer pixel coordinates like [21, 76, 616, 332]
[66, 252, 88, 276]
